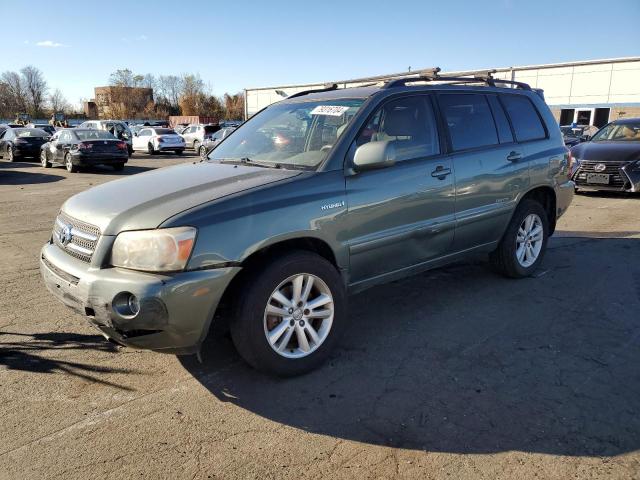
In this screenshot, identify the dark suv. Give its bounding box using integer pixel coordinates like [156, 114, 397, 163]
[40, 72, 574, 376]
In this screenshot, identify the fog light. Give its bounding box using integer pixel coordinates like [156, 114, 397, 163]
[128, 294, 140, 316]
[113, 291, 141, 318]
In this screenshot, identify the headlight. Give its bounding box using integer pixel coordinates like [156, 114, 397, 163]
[111, 227, 197, 272]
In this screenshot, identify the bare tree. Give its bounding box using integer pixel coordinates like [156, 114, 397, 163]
[1, 71, 28, 115]
[21, 66, 48, 117]
[157, 75, 182, 111]
[49, 88, 69, 113]
[109, 69, 135, 87]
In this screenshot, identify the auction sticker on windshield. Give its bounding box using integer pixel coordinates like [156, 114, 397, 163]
[310, 105, 350, 116]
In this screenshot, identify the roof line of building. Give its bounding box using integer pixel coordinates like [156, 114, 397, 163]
[244, 56, 640, 92]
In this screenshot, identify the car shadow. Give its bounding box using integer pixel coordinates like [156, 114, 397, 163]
[0, 331, 137, 390]
[180, 237, 640, 457]
[0, 169, 65, 185]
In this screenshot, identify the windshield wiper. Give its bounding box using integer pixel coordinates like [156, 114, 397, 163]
[217, 157, 283, 169]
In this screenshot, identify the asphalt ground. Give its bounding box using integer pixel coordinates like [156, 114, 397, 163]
[1, 152, 639, 479]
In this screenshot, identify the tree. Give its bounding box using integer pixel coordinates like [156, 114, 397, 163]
[21, 66, 48, 117]
[109, 69, 135, 87]
[224, 92, 244, 120]
[201, 95, 225, 119]
[49, 88, 69, 113]
[178, 74, 206, 115]
[1, 71, 28, 115]
[157, 75, 182, 112]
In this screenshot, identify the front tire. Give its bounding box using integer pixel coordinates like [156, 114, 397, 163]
[175, 149, 183, 156]
[489, 199, 549, 278]
[64, 153, 77, 173]
[193, 140, 200, 152]
[230, 251, 346, 376]
[41, 150, 51, 168]
[199, 145, 208, 159]
[7, 145, 15, 162]
[147, 143, 157, 155]
[113, 162, 125, 171]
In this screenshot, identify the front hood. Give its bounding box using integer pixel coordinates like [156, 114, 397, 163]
[571, 141, 640, 163]
[62, 162, 301, 235]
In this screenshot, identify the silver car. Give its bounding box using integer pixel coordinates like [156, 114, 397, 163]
[181, 124, 221, 152]
[198, 127, 236, 158]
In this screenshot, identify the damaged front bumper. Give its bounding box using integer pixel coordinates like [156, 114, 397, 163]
[40, 241, 240, 354]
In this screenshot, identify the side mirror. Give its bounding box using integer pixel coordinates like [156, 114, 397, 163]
[353, 141, 396, 172]
[580, 134, 591, 142]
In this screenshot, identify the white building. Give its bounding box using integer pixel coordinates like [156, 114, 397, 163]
[244, 57, 640, 127]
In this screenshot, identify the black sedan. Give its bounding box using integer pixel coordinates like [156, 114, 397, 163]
[571, 118, 640, 193]
[0, 128, 51, 162]
[40, 128, 129, 173]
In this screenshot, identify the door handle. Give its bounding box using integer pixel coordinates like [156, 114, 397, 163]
[431, 166, 452, 179]
[507, 151, 522, 162]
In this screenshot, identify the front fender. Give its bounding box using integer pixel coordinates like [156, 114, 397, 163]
[163, 170, 348, 272]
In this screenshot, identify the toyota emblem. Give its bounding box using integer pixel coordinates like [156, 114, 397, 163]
[594, 163, 607, 172]
[58, 224, 73, 246]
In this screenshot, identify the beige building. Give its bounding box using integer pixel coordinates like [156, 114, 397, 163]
[244, 57, 640, 127]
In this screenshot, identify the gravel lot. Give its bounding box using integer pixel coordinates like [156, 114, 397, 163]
[1, 153, 639, 479]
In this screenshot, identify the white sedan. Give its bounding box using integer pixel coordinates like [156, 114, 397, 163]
[132, 127, 185, 155]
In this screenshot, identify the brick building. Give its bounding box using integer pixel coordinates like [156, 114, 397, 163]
[90, 86, 154, 119]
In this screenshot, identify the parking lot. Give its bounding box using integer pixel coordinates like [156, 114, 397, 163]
[1, 153, 639, 479]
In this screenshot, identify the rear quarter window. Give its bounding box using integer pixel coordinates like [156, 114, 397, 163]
[500, 95, 546, 142]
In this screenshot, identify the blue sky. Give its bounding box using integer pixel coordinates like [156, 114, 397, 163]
[4, 0, 639, 107]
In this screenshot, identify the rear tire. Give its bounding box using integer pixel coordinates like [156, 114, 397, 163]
[199, 145, 208, 159]
[229, 251, 346, 376]
[175, 149, 183, 156]
[41, 150, 51, 168]
[7, 145, 15, 162]
[193, 140, 200, 152]
[489, 199, 549, 278]
[113, 163, 125, 171]
[147, 143, 157, 155]
[65, 153, 77, 173]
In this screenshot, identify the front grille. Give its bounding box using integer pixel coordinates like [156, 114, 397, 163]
[52, 212, 101, 262]
[574, 160, 629, 188]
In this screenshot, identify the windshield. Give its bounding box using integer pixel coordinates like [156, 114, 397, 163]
[15, 128, 48, 137]
[560, 126, 583, 137]
[75, 130, 116, 140]
[591, 122, 640, 142]
[209, 98, 365, 169]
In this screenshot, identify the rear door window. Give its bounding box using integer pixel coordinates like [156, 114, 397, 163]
[500, 95, 546, 142]
[438, 94, 498, 151]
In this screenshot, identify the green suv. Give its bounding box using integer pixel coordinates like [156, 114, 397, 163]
[40, 74, 574, 376]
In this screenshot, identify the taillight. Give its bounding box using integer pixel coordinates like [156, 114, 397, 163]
[116, 141, 127, 150]
[78, 142, 93, 151]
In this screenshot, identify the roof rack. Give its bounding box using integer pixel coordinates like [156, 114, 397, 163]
[286, 83, 339, 99]
[384, 69, 531, 90]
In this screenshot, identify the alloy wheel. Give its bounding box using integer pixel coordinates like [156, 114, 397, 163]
[515, 213, 543, 268]
[263, 273, 334, 359]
